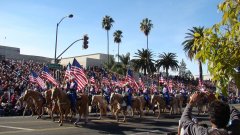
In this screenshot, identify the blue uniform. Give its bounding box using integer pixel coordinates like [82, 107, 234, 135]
[103, 87, 110, 104]
[163, 86, 170, 106]
[126, 87, 133, 106]
[68, 81, 77, 112]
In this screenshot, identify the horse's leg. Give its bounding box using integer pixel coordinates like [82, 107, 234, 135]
[99, 108, 102, 120]
[59, 112, 63, 126]
[123, 110, 126, 122]
[115, 109, 120, 122]
[157, 104, 160, 119]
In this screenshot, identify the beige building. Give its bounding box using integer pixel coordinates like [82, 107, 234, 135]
[59, 53, 113, 68]
[0, 45, 52, 63]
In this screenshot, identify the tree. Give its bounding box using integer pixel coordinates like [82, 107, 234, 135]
[140, 18, 153, 50]
[179, 59, 187, 78]
[113, 30, 123, 63]
[156, 52, 179, 78]
[193, 0, 240, 96]
[115, 53, 130, 75]
[182, 26, 204, 83]
[131, 49, 154, 75]
[102, 15, 114, 69]
[140, 18, 153, 74]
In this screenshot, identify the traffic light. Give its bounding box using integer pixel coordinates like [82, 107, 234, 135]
[83, 34, 89, 49]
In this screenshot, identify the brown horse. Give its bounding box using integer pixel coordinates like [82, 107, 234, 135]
[44, 89, 59, 121]
[131, 96, 143, 118]
[196, 92, 216, 115]
[74, 94, 89, 125]
[138, 96, 149, 113]
[110, 93, 127, 122]
[16, 95, 35, 116]
[174, 93, 184, 114]
[51, 87, 71, 126]
[91, 95, 108, 119]
[151, 94, 166, 118]
[23, 90, 45, 119]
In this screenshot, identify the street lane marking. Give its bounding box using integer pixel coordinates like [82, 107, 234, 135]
[0, 120, 51, 124]
[0, 125, 34, 131]
[0, 127, 75, 135]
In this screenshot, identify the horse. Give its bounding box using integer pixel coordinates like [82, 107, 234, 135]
[44, 89, 59, 121]
[174, 93, 184, 114]
[110, 93, 127, 122]
[74, 94, 89, 125]
[23, 90, 45, 119]
[131, 96, 143, 118]
[138, 95, 151, 114]
[196, 92, 216, 115]
[151, 94, 166, 118]
[16, 95, 35, 116]
[91, 95, 108, 119]
[51, 87, 71, 126]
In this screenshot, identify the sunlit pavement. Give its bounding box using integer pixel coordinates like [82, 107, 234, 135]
[0, 104, 239, 135]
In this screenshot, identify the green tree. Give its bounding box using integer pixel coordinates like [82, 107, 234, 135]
[182, 26, 204, 83]
[115, 53, 130, 75]
[193, 0, 240, 96]
[179, 59, 187, 78]
[140, 18, 153, 50]
[113, 30, 123, 63]
[156, 52, 179, 78]
[131, 49, 154, 75]
[140, 18, 153, 74]
[102, 15, 114, 69]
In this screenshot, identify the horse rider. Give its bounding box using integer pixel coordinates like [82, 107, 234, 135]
[67, 78, 78, 113]
[124, 84, 133, 111]
[180, 87, 188, 103]
[153, 87, 159, 95]
[103, 85, 110, 104]
[143, 87, 151, 107]
[162, 84, 170, 108]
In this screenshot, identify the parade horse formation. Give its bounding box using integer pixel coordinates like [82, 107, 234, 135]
[18, 87, 217, 126]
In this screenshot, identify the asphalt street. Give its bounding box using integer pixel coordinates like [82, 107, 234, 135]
[0, 105, 239, 135]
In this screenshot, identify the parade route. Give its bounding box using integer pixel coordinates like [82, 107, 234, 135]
[1, 105, 239, 135]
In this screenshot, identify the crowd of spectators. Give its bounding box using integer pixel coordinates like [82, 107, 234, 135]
[0, 58, 239, 117]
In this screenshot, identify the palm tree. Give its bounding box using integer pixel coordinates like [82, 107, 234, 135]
[102, 15, 114, 69]
[113, 30, 123, 63]
[140, 18, 153, 50]
[140, 18, 153, 75]
[156, 52, 179, 78]
[182, 26, 204, 82]
[131, 49, 154, 75]
[116, 53, 130, 75]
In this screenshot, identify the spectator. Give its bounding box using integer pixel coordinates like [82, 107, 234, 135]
[179, 92, 231, 135]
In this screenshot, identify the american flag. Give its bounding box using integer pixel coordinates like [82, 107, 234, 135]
[71, 58, 88, 91]
[42, 66, 59, 86]
[29, 74, 35, 83]
[31, 71, 46, 90]
[102, 71, 109, 84]
[111, 74, 118, 86]
[126, 69, 139, 89]
[64, 63, 72, 79]
[90, 76, 95, 84]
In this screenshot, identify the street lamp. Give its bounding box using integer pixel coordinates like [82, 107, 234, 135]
[54, 14, 73, 64]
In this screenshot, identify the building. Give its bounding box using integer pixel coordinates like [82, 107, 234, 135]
[194, 74, 212, 80]
[59, 53, 113, 68]
[0, 45, 52, 63]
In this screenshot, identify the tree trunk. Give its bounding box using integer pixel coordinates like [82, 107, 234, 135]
[107, 30, 109, 69]
[118, 43, 119, 63]
[198, 59, 203, 82]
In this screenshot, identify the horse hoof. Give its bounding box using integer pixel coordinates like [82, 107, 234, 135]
[74, 122, 78, 126]
[58, 120, 61, 123]
[123, 120, 126, 123]
[59, 123, 63, 126]
[84, 121, 88, 125]
[98, 117, 101, 120]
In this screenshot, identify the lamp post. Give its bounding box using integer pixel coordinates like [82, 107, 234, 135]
[54, 14, 73, 64]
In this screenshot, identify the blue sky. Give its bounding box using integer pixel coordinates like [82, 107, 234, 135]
[0, 0, 222, 76]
